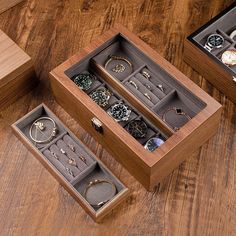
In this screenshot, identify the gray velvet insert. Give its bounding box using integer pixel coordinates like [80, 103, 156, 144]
[73, 163, 124, 211]
[14, 104, 127, 211]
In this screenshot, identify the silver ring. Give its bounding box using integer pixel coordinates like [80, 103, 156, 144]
[157, 84, 164, 92]
[141, 70, 151, 80]
[129, 80, 138, 89]
[144, 93, 151, 100]
[65, 167, 74, 177]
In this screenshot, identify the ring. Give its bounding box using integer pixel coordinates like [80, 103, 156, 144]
[51, 151, 59, 160]
[129, 80, 138, 89]
[84, 179, 117, 208]
[79, 156, 87, 164]
[145, 84, 151, 90]
[144, 93, 151, 100]
[68, 144, 75, 152]
[157, 84, 164, 92]
[60, 148, 66, 154]
[230, 30, 236, 39]
[141, 70, 151, 80]
[65, 167, 74, 177]
[104, 55, 133, 73]
[29, 117, 57, 144]
[162, 107, 191, 131]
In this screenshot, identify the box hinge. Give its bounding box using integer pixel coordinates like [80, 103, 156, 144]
[233, 76, 236, 83]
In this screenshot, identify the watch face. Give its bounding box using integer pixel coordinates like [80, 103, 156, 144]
[126, 120, 148, 139]
[109, 103, 131, 122]
[145, 137, 165, 152]
[90, 88, 111, 107]
[207, 34, 224, 48]
[72, 73, 94, 91]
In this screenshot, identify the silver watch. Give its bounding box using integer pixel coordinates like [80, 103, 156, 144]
[107, 102, 131, 122]
[204, 34, 224, 52]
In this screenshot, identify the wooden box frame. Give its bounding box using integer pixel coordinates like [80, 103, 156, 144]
[184, 2, 236, 103]
[0, 29, 37, 109]
[50, 24, 222, 191]
[12, 104, 130, 223]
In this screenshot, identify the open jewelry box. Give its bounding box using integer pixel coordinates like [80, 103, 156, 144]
[12, 104, 130, 222]
[184, 2, 236, 103]
[50, 24, 222, 191]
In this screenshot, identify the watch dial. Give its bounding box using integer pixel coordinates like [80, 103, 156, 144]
[73, 73, 93, 91]
[111, 104, 129, 120]
[145, 137, 165, 152]
[90, 88, 110, 107]
[126, 120, 148, 139]
[208, 34, 224, 47]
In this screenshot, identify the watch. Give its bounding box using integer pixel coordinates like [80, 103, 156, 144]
[72, 73, 94, 91]
[107, 102, 131, 122]
[144, 137, 165, 152]
[126, 120, 148, 139]
[204, 34, 224, 52]
[90, 87, 112, 107]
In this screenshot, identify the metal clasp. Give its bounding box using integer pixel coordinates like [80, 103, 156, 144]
[91, 117, 103, 133]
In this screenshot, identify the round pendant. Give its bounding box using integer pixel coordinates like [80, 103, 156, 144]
[72, 73, 94, 91]
[144, 137, 165, 152]
[90, 88, 111, 107]
[126, 120, 148, 139]
[221, 49, 236, 66]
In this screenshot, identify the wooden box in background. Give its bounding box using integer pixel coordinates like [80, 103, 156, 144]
[184, 2, 236, 103]
[0, 29, 37, 109]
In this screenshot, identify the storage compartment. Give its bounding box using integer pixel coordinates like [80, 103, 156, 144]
[50, 24, 222, 190]
[12, 104, 130, 222]
[184, 2, 236, 103]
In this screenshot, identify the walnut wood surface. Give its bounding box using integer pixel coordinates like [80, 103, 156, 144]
[0, 0, 24, 14]
[0, 0, 235, 235]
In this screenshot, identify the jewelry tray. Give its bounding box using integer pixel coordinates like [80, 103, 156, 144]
[12, 104, 130, 223]
[50, 24, 222, 190]
[184, 2, 236, 103]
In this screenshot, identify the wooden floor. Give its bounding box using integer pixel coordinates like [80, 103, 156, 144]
[0, 0, 235, 235]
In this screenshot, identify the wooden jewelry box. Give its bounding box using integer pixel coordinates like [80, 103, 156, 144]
[184, 2, 236, 103]
[0, 29, 36, 109]
[12, 104, 130, 222]
[50, 24, 222, 191]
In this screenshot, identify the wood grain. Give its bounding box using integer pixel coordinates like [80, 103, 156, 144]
[0, 0, 24, 14]
[0, 0, 235, 235]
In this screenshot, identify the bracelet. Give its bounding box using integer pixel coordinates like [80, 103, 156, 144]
[162, 107, 191, 131]
[104, 55, 133, 73]
[229, 30, 236, 39]
[29, 117, 57, 144]
[84, 179, 117, 208]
